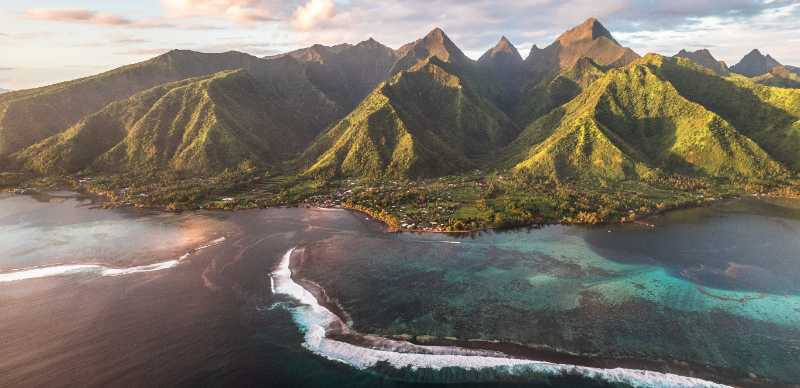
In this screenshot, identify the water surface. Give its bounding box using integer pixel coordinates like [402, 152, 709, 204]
[1, 194, 798, 387]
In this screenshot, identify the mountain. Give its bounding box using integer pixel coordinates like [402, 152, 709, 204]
[513, 18, 639, 125]
[478, 36, 527, 111]
[513, 57, 607, 126]
[0, 88, 10, 94]
[15, 58, 340, 175]
[0, 50, 264, 156]
[276, 39, 399, 111]
[391, 28, 472, 74]
[657, 56, 800, 170]
[503, 54, 788, 181]
[731, 49, 782, 77]
[275, 43, 354, 62]
[4, 18, 800, 193]
[303, 57, 516, 179]
[788, 65, 800, 75]
[479, 36, 524, 68]
[673, 49, 729, 75]
[751, 66, 800, 88]
[525, 18, 640, 77]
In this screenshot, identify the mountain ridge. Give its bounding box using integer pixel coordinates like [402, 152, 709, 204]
[1, 18, 797, 194]
[731, 49, 782, 77]
[673, 49, 729, 75]
[504, 54, 789, 181]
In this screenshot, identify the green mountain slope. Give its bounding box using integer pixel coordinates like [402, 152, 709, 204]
[0, 50, 264, 156]
[513, 57, 607, 125]
[14, 79, 197, 175]
[751, 66, 800, 88]
[655, 56, 800, 170]
[16, 59, 341, 175]
[505, 55, 787, 181]
[303, 58, 517, 179]
[513, 18, 638, 125]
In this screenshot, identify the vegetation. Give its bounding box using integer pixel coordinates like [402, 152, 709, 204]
[303, 58, 517, 179]
[504, 55, 791, 182]
[2, 19, 799, 232]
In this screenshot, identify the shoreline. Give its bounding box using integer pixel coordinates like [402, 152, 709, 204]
[4, 183, 799, 236]
[283, 248, 775, 388]
[5, 183, 798, 234]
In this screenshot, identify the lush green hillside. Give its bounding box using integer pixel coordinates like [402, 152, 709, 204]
[0, 50, 264, 156]
[303, 58, 517, 179]
[751, 66, 800, 88]
[2, 19, 800, 229]
[16, 61, 340, 175]
[14, 79, 199, 175]
[512, 18, 639, 126]
[505, 55, 788, 181]
[654, 56, 800, 170]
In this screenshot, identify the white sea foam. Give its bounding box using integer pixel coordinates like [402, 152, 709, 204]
[194, 237, 227, 251]
[0, 236, 226, 283]
[270, 247, 731, 388]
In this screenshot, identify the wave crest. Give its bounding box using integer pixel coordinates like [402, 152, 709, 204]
[270, 247, 731, 388]
[0, 237, 226, 283]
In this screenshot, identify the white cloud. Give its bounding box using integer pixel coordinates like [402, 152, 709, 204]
[161, 0, 274, 23]
[292, 0, 335, 31]
[25, 8, 133, 26]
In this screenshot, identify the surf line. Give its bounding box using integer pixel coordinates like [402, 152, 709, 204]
[0, 237, 226, 283]
[270, 247, 731, 388]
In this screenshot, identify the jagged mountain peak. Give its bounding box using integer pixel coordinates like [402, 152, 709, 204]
[673, 49, 728, 75]
[392, 27, 470, 74]
[426, 27, 447, 39]
[479, 36, 523, 66]
[732, 49, 783, 77]
[524, 17, 638, 75]
[498, 36, 513, 47]
[356, 37, 388, 49]
[558, 17, 618, 46]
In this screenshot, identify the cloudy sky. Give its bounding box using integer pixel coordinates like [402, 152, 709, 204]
[1, 0, 799, 89]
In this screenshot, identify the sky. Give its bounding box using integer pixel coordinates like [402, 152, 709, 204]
[1, 0, 799, 90]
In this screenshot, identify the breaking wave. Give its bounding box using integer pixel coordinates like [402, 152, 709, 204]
[270, 247, 731, 388]
[0, 237, 226, 283]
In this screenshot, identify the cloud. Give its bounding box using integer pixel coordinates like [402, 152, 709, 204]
[22, 7, 228, 30]
[161, 0, 275, 23]
[25, 8, 132, 26]
[292, 0, 335, 31]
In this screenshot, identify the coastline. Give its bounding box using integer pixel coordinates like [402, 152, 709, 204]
[5, 181, 799, 234]
[279, 247, 776, 388]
